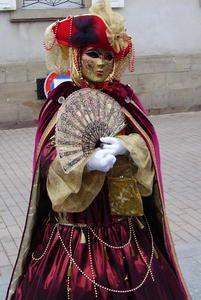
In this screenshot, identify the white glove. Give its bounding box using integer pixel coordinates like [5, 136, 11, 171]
[100, 137, 128, 156]
[87, 149, 116, 172]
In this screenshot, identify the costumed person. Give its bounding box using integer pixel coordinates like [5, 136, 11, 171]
[6, 1, 190, 299]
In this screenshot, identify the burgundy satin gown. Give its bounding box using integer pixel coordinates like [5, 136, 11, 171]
[11, 139, 188, 300]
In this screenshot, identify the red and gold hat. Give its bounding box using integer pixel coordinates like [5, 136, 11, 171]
[50, 14, 130, 59]
[44, 0, 134, 79]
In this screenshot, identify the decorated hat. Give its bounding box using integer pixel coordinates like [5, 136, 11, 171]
[50, 13, 130, 59]
[44, 0, 134, 80]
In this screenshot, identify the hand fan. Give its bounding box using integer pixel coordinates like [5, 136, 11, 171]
[55, 88, 126, 174]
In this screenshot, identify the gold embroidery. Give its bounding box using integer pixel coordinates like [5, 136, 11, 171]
[108, 176, 143, 216]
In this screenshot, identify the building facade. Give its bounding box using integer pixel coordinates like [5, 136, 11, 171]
[1, 0, 201, 126]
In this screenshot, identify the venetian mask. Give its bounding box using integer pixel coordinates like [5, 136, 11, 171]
[81, 47, 114, 83]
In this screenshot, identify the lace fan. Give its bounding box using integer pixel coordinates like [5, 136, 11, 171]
[56, 88, 126, 174]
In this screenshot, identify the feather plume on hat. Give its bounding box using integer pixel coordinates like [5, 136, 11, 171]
[89, 0, 130, 53]
[44, 22, 70, 74]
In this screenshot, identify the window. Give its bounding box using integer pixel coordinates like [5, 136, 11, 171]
[10, 0, 91, 22]
[23, 0, 84, 8]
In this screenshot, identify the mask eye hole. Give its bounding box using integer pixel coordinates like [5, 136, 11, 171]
[85, 51, 99, 58]
[104, 53, 114, 61]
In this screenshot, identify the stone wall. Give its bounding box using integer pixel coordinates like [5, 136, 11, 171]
[0, 53, 201, 127]
[127, 54, 201, 114]
[0, 61, 47, 127]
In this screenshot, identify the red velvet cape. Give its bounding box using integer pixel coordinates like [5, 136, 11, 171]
[6, 80, 190, 299]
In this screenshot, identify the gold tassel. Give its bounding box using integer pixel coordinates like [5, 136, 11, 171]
[80, 228, 86, 244]
[130, 243, 135, 257]
[124, 274, 129, 282]
[104, 246, 109, 260]
[67, 261, 72, 277]
[154, 247, 159, 260]
[136, 218, 145, 230]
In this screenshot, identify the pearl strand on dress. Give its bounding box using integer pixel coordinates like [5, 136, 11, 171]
[56, 217, 155, 294]
[87, 218, 132, 249]
[32, 224, 57, 261]
[66, 226, 74, 300]
[87, 229, 98, 298]
[31, 217, 155, 294]
[130, 218, 155, 282]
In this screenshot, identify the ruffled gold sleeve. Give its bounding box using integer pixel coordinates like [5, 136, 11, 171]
[117, 133, 155, 197]
[47, 156, 106, 212]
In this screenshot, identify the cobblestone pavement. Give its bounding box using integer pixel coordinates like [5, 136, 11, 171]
[0, 111, 201, 299]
